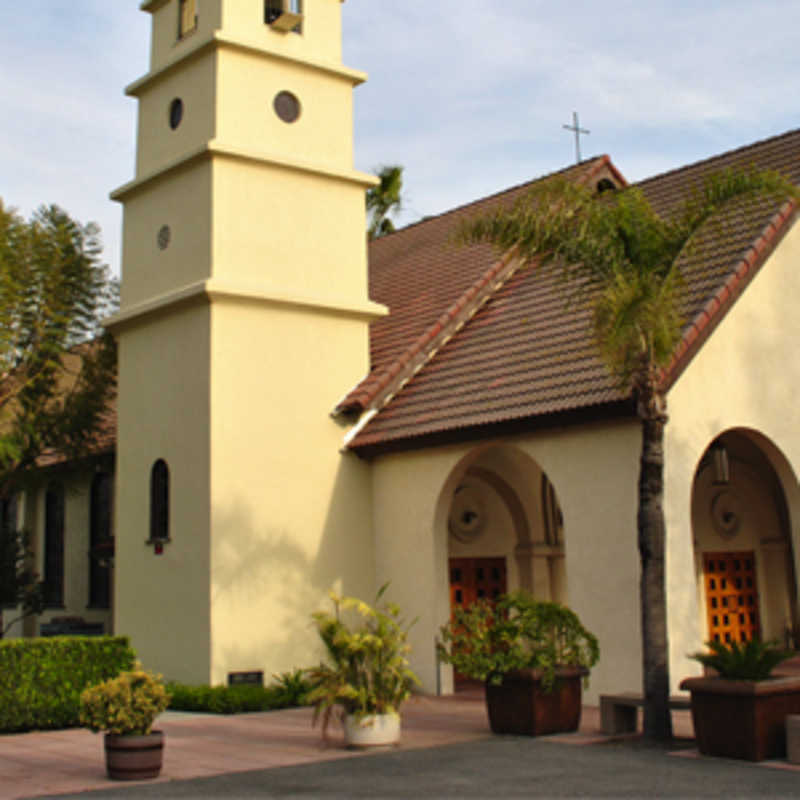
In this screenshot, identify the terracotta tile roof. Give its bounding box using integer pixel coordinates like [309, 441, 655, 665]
[337, 157, 625, 416]
[347, 129, 800, 455]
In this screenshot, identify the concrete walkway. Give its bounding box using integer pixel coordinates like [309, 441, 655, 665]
[0, 694, 796, 799]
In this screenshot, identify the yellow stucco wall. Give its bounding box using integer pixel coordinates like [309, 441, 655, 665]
[112, 0, 377, 684]
[114, 306, 212, 683]
[371, 421, 643, 705]
[665, 219, 800, 688]
[119, 166, 213, 308]
[207, 298, 375, 684]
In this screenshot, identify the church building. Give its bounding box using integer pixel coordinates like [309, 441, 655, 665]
[5, 0, 800, 707]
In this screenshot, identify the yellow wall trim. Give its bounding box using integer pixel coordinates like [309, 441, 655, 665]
[106, 278, 387, 333]
[111, 141, 376, 202]
[126, 29, 366, 99]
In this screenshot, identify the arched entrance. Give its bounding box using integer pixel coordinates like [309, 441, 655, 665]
[691, 429, 799, 646]
[441, 445, 567, 623]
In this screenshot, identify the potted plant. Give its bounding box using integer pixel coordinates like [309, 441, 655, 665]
[306, 585, 419, 747]
[680, 638, 800, 761]
[79, 665, 171, 779]
[438, 591, 599, 735]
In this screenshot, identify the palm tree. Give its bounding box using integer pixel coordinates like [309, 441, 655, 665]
[367, 165, 404, 240]
[458, 167, 798, 740]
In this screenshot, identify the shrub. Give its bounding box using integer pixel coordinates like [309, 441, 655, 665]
[305, 586, 419, 735]
[166, 671, 311, 714]
[0, 636, 135, 732]
[690, 638, 792, 680]
[437, 591, 599, 690]
[80, 666, 170, 736]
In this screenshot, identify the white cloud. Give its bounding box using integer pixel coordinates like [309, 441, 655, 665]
[0, 1, 797, 271]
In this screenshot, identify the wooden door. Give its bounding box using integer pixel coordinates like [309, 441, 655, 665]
[449, 557, 507, 611]
[448, 557, 507, 689]
[703, 551, 760, 644]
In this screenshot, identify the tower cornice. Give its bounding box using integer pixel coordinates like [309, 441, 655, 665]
[126, 29, 366, 98]
[105, 278, 387, 334]
[111, 140, 377, 203]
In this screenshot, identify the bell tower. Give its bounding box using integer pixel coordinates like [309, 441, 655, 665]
[109, 0, 382, 683]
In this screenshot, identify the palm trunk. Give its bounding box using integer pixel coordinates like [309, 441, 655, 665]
[638, 405, 673, 741]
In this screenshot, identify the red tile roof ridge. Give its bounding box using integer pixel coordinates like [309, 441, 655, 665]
[634, 128, 800, 191]
[368, 157, 615, 242]
[335, 245, 526, 416]
[580, 154, 629, 189]
[663, 198, 798, 387]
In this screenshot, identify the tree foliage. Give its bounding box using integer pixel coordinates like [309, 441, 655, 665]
[0, 199, 118, 636]
[0, 200, 117, 490]
[366, 165, 404, 240]
[458, 167, 798, 739]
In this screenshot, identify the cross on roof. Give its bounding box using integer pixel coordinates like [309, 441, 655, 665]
[563, 112, 590, 164]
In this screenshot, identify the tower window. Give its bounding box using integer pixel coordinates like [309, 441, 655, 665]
[1, 493, 19, 609]
[179, 0, 198, 38]
[265, 0, 303, 33]
[169, 98, 184, 130]
[44, 482, 65, 607]
[274, 91, 301, 124]
[149, 460, 170, 544]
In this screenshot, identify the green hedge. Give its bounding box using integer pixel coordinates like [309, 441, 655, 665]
[168, 671, 310, 714]
[0, 636, 136, 733]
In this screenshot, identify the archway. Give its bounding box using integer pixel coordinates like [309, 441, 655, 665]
[439, 445, 567, 625]
[691, 429, 799, 646]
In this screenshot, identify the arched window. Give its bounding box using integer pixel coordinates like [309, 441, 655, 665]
[1, 493, 19, 609]
[89, 472, 113, 609]
[44, 482, 65, 607]
[149, 460, 170, 543]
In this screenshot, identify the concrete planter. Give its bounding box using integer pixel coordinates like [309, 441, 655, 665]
[104, 731, 164, 780]
[680, 676, 800, 761]
[485, 667, 587, 736]
[343, 712, 401, 748]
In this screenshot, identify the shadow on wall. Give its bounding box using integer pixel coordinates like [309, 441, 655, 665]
[209, 454, 374, 680]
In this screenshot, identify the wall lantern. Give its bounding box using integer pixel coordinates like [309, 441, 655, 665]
[712, 442, 730, 486]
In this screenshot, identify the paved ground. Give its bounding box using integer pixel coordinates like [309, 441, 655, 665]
[3, 694, 799, 800]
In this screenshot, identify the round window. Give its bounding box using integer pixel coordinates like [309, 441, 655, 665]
[169, 98, 184, 130]
[273, 91, 301, 124]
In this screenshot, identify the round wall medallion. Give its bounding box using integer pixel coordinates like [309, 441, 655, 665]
[169, 98, 184, 130]
[711, 489, 742, 539]
[274, 91, 301, 123]
[448, 485, 486, 544]
[157, 225, 171, 251]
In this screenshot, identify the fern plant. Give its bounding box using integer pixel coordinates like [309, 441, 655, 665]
[437, 591, 599, 691]
[690, 639, 792, 681]
[306, 585, 419, 737]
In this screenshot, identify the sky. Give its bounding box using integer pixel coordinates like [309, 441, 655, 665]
[0, 1, 798, 278]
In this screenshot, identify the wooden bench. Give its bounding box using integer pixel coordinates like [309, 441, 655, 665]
[600, 692, 691, 734]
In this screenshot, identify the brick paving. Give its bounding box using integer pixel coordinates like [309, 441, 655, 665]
[0, 694, 704, 800]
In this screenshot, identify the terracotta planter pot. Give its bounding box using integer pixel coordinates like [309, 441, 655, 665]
[680, 676, 800, 761]
[343, 712, 401, 747]
[485, 667, 587, 736]
[104, 731, 164, 780]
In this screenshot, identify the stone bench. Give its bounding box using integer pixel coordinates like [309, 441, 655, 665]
[600, 692, 691, 734]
